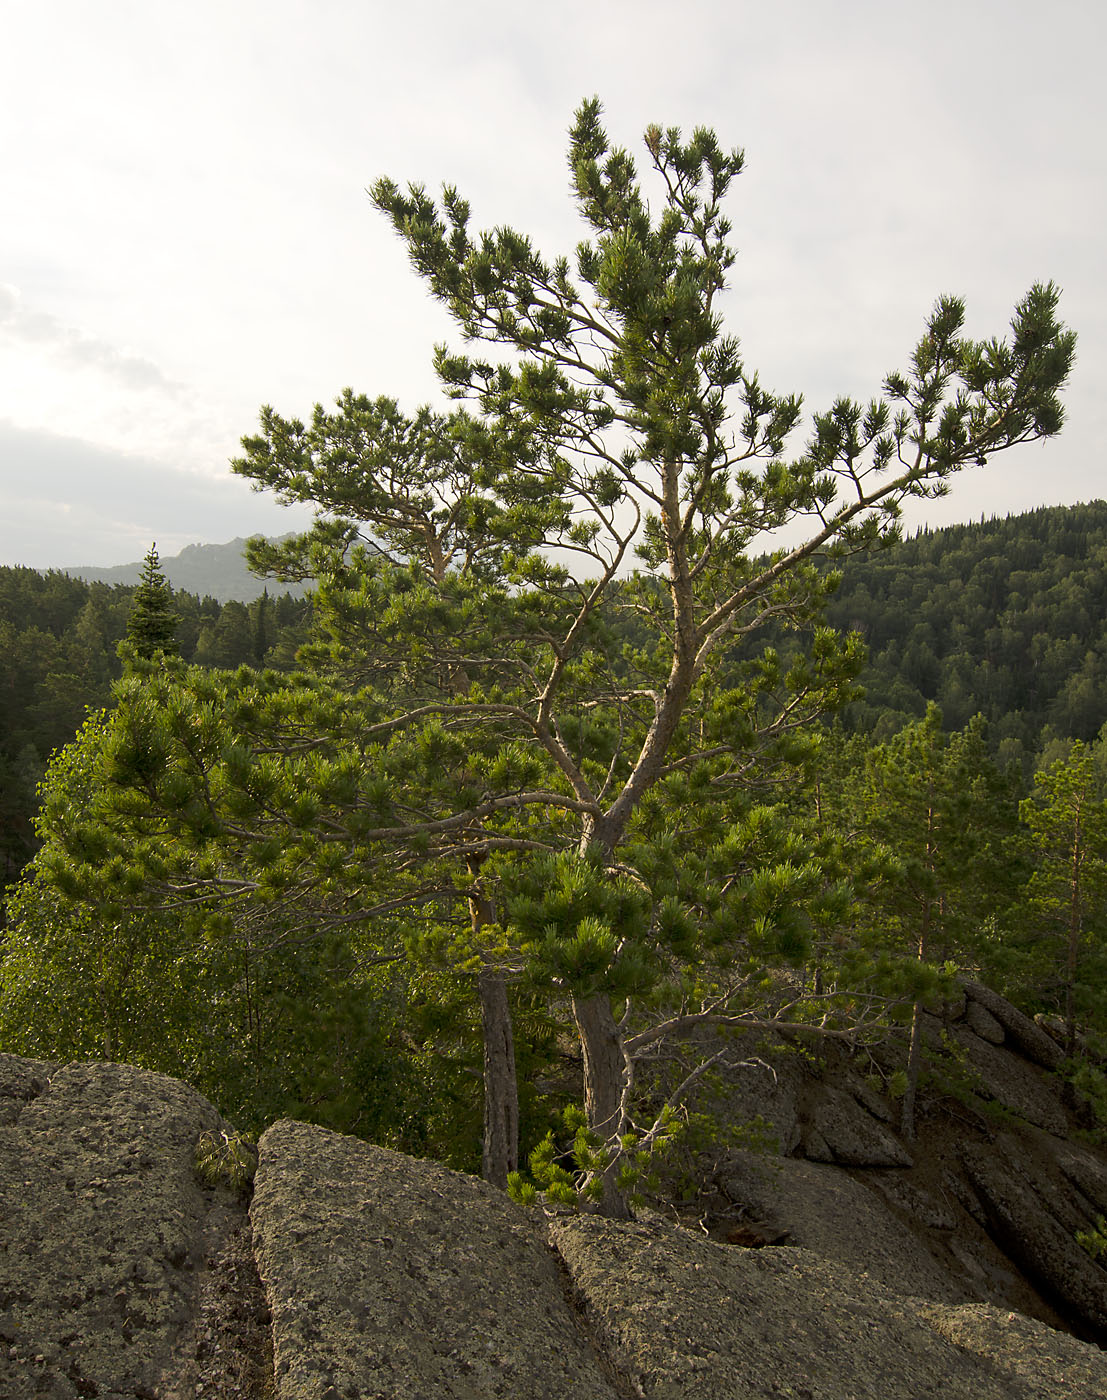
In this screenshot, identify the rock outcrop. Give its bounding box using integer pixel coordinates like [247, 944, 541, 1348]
[250, 1119, 617, 1399]
[551, 1215, 1055, 1400]
[3, 977, 1107, 1398]
[690, 980, 1107, 1341]
[0, 1055, 262, 1399]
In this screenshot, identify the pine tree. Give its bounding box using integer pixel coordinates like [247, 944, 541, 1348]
[849, 708, 1021, 1136]
[38, 100, 1074, 1212]
[1021, 742, 1107, 1053]
[122, 545, 180, 660]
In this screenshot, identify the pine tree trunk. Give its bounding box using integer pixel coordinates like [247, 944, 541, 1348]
[900, 999, 923, 1141]
[478, 967, 519, 1189]
[1066, 823, 1082, 1057]
[572, 991, 632, 1219]
[900, 893, 932, 1141]
[466, 855, 519, 1190]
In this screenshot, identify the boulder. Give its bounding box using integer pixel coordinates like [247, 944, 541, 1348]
[801, 1084, 913, 1166]
[950, 1026, 1070, 1135]
[964, 999, 1006, 1045]
[919, 1301, 1107, 1400]
[845, 1070, 896, 1123]
[961, 982, 1066, 1071]
[867, 1170, 1072, 1328]
[716, 1149, 964, 1303]
[0, 1057, 245, 1400]
[550, 1214, 1107, 1399]
[6, 1042, 1107, 1399]
[709, 1045, 808, 1153]
[250, 1118, 618, 1400]
[961, 1135, 1107, 1339]
[1055, 1140, 1107, 1217]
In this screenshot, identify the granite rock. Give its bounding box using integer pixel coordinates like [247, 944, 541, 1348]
[0, 1057, 244, 1400]
[550, 1214, 1107, 1400]
[250, 1118, 618, 1400]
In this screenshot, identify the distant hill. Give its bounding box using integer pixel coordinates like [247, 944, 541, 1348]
[65, 537, 310, 604]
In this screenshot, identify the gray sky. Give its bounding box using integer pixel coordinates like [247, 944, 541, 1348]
[2, 0, 1104, 568]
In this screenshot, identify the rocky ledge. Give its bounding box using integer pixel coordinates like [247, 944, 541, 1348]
[3, 982, 1107, 1397]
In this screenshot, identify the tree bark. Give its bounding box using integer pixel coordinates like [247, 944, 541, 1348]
[478, 967, 519, 1189]
[900, 999, 924, 1141]
[466, 852, 519, 1189]
[900, 895, 932, 1141]
[572, 991, 632, 1219]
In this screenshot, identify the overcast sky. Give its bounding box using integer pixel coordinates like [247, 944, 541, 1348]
[2, 0, 1104, 568]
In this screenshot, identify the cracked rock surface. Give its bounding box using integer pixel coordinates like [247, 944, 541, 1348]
[550, 1213, 1107, 1400]
[5, 1036, 1107, 1399]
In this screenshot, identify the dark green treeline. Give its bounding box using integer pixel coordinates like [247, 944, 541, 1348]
[0, 567, 310, 886]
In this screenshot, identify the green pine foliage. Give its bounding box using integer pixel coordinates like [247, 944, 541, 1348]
[0, 565, 310, 899]
[813, 706, 1025, 1133]
[1020, 741, 1107, 1052]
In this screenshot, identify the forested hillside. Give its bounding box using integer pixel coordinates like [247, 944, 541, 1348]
[2, 103, 1096, 1229]
[9, 519, 1107, 1186]
[0, 566, 310, 884]
[826, 500, 1107, 769]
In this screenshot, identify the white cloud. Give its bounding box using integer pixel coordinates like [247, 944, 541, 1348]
[0, 283, 180, 394]
[1, 0, 1104, 569]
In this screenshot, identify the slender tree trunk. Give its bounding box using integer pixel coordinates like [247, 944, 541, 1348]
[570, 820, 639, 1218]
[478, 967, 519, 1188]
[467, 854, 519, 1189]
[900, 1000, 924, 1141]
[901, 893, 932, 1142]
[1066, 820, 1083, 1057]
[572, 991, 632, 1219]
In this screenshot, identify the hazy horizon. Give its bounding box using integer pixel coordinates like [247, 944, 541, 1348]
[10, 496, 1098, 583]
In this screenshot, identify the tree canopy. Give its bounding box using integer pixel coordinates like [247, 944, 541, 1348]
[0, 565, 310, 901]
[821, 501, 1107, 758]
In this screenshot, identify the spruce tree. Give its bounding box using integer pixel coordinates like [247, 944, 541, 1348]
[123, 545, 180, 660]
[251, 589, 271, 664]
